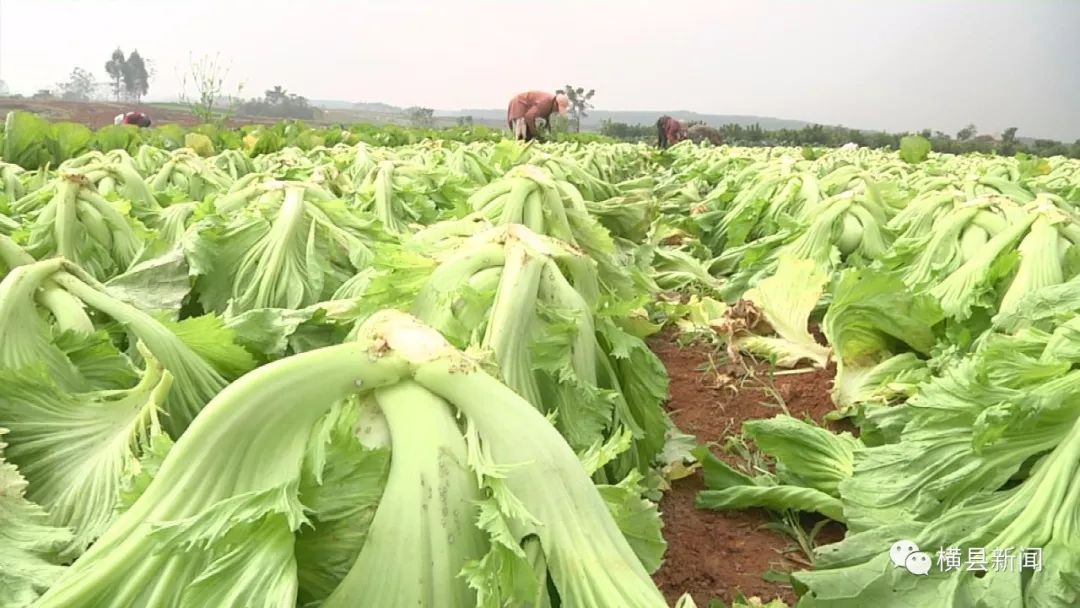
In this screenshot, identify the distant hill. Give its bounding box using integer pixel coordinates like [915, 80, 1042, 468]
[351, 101, 407, 114]
[308, 100, 403, 113]
[308, 99, 357, 110]
[309, 99, 815, 131]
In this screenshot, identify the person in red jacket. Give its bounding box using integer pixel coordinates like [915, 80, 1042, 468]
[507, 90, 570, 141]
[113, 111, 152, 128]
[656, 115, 687, 148]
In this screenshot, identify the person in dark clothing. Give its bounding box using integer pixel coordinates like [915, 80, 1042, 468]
[656, 115, 688, 148]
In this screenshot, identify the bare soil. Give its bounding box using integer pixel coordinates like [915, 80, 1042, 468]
[0, 99, 280, 129]
[0, 98, 504, 130]
[649, 327, 848, 607]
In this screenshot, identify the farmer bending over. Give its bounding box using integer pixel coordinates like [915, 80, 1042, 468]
[113, 111, 152, 128]
[507, 91, 570, 141]
[656, 115, 688, 148]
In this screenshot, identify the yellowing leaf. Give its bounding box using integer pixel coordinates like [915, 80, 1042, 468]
[738, 255, 831, 368]
[184, 133, 215, 157]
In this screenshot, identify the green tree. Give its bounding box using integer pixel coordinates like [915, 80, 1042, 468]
[558, 85, 595, 133]
[104, 48, 126, 102]
[121, 50, 150, 102]
[405, 106, 435, 128]
[1000, 126, 1019, 156]
[1031, 139, 1067, 157]
[56, 67, 96, 102]
[265, 85, 287, 105]
[456, 115, 474, 127]
[238, 86, 320, 120]
[599, 119, 652, 141]
[956, 123, 977, 141]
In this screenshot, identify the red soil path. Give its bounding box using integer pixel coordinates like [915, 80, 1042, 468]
[649, 328, 848, 606]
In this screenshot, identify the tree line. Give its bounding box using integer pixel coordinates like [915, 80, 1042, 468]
[8, 48, 319, 123]
[28, 48, 152, 103]
[600, 119, 1080, 159]
[239, 86, 321, 120]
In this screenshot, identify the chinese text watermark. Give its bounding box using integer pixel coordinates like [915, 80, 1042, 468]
[889, 540, 1043, 576]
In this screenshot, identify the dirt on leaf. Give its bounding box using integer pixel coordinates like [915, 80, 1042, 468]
[648, 327, 847, 607]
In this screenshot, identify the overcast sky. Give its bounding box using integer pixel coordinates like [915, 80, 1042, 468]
[1, 0, 1077, 139]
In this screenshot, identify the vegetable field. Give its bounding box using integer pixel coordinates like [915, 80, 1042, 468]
[2, 111, 1080, 608]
